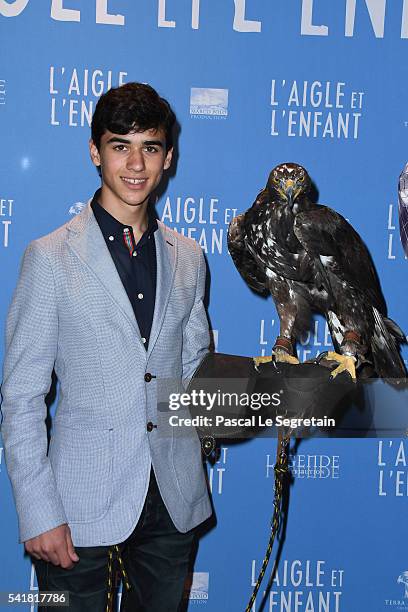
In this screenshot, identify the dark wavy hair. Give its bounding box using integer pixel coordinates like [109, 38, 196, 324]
[91, 83, 175, 152]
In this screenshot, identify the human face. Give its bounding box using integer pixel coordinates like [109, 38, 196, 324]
[89, 128, 173, 213]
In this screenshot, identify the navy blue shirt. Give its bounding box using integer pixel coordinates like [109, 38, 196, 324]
[91, 192, 157, 349]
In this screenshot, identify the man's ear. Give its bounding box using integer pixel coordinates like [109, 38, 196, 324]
[163, 147, 173, 170]
[89, 139, 101, 169]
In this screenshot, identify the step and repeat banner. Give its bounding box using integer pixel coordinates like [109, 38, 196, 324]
[1, 2, 408, 611]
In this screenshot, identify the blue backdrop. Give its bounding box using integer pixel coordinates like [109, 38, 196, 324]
[1, 2, 407, 610]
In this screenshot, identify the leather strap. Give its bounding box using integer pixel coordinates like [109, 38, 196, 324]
[273, 336, 294, 355]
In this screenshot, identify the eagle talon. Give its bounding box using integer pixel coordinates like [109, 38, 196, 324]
[253, 355, 275, 371]
[315, 351, 329, 364]
[274, 352, 300, 365]
[327, 351, 357, 381]
[253, 352, 299, 372]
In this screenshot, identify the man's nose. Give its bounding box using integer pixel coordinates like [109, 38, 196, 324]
[126, 148, 145, 172]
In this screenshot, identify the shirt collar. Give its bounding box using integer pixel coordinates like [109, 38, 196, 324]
[90, 190, 158, 245]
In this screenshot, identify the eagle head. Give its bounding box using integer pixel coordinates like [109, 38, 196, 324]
[267, 163, 311, 208]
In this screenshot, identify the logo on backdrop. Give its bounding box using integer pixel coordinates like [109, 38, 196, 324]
[0, 79, 5, 105]
[190, 88, 228, 119]
[49, 66, 127, 127]
[187, 572, 209, 602]
[266, 452, 340, 479]
[0, 197, 14, 248]
[290, 453, 340, 479]
[159, 195, 237, 255]
[384, 571, 408, 610]
[208, 446, 228, 495]
[378, 440, 407, 497]
[399, 572, 408, 598]
[68, 202, 86, 216]
[250, 558, 344, 609]
[258, 318, 333, 361]
[387, 203, 407, 261]
[269, 79, 365, 140]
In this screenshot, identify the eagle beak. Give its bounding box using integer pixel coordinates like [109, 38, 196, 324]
[284, 179, 295, 206]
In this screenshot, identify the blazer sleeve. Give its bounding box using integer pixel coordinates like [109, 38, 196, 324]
[181, 244, 210, 386]
[1, 241, 67, 542]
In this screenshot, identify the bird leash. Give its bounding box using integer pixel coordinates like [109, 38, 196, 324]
[245, 428, 291, 612]
[106, 544, 131, 612]
[244, 355, 355, 611]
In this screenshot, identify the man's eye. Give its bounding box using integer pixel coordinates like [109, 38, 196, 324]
[144, 146, 159, 153]
[113, 144, 127, 151]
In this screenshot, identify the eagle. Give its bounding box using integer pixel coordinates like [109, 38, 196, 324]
[228, 162, 406, 380]
[398, 162, 408, 256]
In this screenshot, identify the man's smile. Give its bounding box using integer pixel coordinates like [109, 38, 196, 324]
[121, 177, 147, 185]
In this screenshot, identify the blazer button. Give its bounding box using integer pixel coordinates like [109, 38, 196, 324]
[146, 421, 155, 432]
[144, 373, 153, 382]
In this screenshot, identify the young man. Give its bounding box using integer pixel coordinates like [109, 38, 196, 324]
[1, 83, 212, 611]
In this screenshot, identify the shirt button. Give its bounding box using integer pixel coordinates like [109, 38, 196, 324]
[138, 293, 144, 300]
[146, 421, 154, 432]
[144, 373, 152, 382]
[108, 235, 114, 241]
[141, 337, 146, 344]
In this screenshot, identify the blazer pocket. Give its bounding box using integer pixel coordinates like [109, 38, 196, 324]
[48, 426, 113, 524]
[172, 432, 207, 505]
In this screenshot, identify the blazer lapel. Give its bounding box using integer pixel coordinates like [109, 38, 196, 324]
[147, 221, 177, 358]
[66, 201, 143, 342]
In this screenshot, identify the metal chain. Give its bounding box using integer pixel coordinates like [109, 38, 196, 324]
[245, 430, 290, 612]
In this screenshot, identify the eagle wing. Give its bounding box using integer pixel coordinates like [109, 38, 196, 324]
[293, 205, 386, 313]
[293, 206, 407, 378]
[228, 213, 268, 294]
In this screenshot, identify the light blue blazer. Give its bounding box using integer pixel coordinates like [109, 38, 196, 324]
[1, 201, 212, 546]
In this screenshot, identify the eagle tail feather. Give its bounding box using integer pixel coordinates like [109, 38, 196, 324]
[383, 316, 406, 341]
[371, 308, 407, 380]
